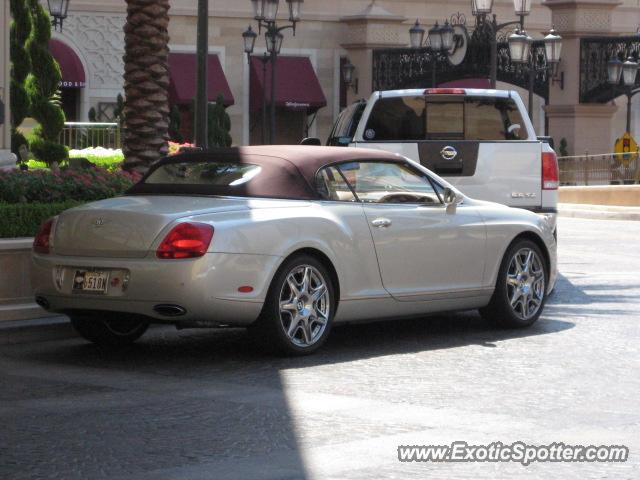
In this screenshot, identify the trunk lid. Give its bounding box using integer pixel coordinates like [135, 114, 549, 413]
[53, 196, 252, 258]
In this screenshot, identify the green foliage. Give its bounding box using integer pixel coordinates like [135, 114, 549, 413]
[9, 0, 33, 154]
[559, 138, 569, 157]
[115, 93, 125, 123]
[24, 0, 66, 166]
[0, 201, 81, 238]
[27, 151, 125, 172]
[29, 137, 69, 166]
[0, 168, 141, 204]
[207, 94, 232, 147]
[168, 105, 184, 143]
[11, 131, 28, 158]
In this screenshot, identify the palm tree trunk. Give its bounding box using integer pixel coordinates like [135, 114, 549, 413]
[122, 0, 170, 172]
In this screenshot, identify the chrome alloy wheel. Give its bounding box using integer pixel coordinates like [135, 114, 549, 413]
[279, 265, 330, 348]
[506, 248, 545, 321]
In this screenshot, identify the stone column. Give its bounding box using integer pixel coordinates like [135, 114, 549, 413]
[0, 0, 14, 167]
[543, 0, 622, 156]
[339, 1, 406, 105]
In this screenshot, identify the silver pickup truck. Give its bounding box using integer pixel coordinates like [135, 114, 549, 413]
[327, 88, 558, 233]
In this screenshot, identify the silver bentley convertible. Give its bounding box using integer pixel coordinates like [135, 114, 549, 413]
[31, 146, 557, 355]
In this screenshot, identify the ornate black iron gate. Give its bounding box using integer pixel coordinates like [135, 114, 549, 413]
[580, 35, 640, 103]
[372, 16, 550, 101]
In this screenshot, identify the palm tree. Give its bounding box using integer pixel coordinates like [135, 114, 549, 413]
[122, 0, 170, 172]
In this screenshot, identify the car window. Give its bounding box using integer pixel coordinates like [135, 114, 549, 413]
[465, 97, 525, 140]
[316, 166, 357, 202]
[335, 161, 442, 204]
[363, 95, 526, 141]
[426, 100, 464, 139]
[327, 102, 366, 146]
[145, 162, 262, 186]
[363, 96, 425, 141]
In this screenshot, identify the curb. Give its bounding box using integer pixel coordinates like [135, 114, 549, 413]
[558, 203, 640, 221]
[0, 315, 75, 345]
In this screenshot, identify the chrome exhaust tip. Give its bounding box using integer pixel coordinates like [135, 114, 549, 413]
[153, 304, 187, 317]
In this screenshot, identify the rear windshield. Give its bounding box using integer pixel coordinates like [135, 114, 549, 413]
[145, 162, 262, 186]
[363, 96, 526, 141]
[127, 154, 316, 200]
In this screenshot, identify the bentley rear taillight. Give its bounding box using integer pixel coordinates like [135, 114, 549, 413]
[33, 218, 55, 254]
[156, 222, 214, 259]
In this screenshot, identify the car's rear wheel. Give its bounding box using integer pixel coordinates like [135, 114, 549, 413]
[70, 314, 149, 347]
[251, 255, 336, 356]
[480, 239, 547, 328]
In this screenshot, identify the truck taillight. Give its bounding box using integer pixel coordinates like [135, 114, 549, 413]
[33, 218, 55, 254]
[542, 152, 559, 190]
[157, 222, 214, 259]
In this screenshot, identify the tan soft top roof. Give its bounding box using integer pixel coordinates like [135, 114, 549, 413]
[129, 146, 406, 200]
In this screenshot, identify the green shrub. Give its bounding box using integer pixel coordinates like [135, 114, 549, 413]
[0, 168, 141, 204]
[30, 136, 68, 165]
[0, 201, 81, 238]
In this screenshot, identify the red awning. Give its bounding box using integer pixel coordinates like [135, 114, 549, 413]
[250, 56, 327, 113]
[49, 39, 86, 88]
[168, 53, 234, 106]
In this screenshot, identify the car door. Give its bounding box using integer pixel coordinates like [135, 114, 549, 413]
[334, 160, 487, 301]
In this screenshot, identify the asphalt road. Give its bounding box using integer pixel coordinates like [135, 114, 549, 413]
[1, 217, 638, 479]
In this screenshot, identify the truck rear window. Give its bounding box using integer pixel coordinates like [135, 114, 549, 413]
[364, 96, 526, 141]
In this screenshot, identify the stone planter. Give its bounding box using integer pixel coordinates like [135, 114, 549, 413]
[0, 238, 48, 321]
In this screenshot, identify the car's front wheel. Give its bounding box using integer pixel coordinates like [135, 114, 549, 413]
[252, 255, 336, 355]
[70, 314, 149, 347]
[480, 239, 548, 328]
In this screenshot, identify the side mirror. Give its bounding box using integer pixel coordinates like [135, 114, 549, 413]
[443, 187, 462, 204]
[300, 137, 322, 146]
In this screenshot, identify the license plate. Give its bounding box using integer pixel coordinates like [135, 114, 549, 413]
[73, 270, 109, 293]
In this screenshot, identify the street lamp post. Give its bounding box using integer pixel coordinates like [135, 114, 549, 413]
[508, 27, 562, 120]
[243, 0, 303, 145]
[608, 55, 639, 133]
[46, 0, 71, 32]
[471, 0, 533, 88]
[194, 0, 209, 148]
[408, 18, 464, 86]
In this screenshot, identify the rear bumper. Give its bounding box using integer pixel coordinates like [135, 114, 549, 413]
[31, 252, 282, 326]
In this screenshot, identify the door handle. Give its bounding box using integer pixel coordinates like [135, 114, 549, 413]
[371, 217, 392, 228]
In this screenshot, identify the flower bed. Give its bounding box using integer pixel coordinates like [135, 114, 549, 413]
[0, 168, 141, 238]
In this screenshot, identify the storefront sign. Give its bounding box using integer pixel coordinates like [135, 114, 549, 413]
[59, 80, 86, 88]
[285, 101, 310, 111]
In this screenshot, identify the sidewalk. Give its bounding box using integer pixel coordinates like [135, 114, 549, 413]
[558, 203, 640, 221]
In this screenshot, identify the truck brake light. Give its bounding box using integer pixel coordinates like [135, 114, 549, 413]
[424, 88, 465, 95]
[542, 152, 559, 190]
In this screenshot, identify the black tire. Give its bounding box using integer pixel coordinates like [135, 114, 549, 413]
[70, 313, 149, 347]
[479, 239, 548, 328]
[250, 254, 336, 356]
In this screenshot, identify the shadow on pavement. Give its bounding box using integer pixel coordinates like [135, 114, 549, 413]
[1, 283, 583, 480]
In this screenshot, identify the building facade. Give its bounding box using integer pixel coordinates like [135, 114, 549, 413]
[6, 0, 640, 155]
